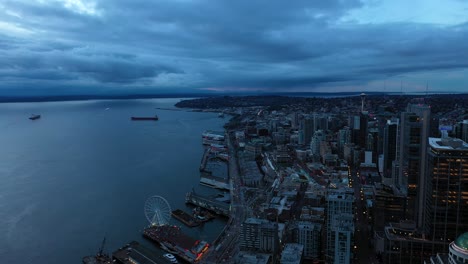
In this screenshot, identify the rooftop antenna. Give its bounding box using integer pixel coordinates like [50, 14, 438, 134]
[425, 82, 429, 104]
[400, 80, 403, 96]
[384, 80, 387, 99]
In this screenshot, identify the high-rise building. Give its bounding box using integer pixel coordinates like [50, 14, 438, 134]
[424, 137, 468, 245]
[326, 190, 355, 264]
[397, 103, 430, 226]
[311, 130, 325, 156]
[300, 116, 314, 146]
[294, 221, 322, 259]
[338, 128, 351, 157]
[240, 218, 279, 253]
[359, 112, 369, 150]
[383, 118, 399, 180]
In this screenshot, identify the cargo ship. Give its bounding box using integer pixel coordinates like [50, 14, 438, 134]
[171, 209, 200, 227]
[131, 115, 158, 121]
[29, 114, 41, 120]
[143, 225, 209, 263]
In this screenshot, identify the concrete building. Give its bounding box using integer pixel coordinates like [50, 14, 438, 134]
[236, 252, 272, 264]
[294, 221, 322, 260]
[280, 243, 304, 264]
[310, 130, 325, 157]
[338, 128, 351, 157]
[326, 190, 355, 264]
[240, 218, 279, 254]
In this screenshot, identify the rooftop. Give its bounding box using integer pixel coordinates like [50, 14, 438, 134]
[455, 232, 468, 251]
[429, 137, 468, 150]
[280, 243, 304, 264]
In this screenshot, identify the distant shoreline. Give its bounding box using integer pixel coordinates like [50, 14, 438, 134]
[0, 91, 463, 103]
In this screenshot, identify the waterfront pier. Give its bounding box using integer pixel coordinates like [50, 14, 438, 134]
[185, 190, 230, 217]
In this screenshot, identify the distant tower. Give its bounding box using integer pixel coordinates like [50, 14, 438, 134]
[360, 93, 366, 112]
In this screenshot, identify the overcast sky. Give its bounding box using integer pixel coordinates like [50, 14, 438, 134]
[1, 0, 468, 95]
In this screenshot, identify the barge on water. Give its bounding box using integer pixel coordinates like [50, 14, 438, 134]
[131, 115, 159, 121]
[171, 209, 200, 227]
[29, 114, 41, 120]
[143, 225, 210, 263]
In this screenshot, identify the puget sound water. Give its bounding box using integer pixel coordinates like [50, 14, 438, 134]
[0, 98, 227, 264]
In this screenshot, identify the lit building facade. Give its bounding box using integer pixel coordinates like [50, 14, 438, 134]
[424, 137, 468, 246]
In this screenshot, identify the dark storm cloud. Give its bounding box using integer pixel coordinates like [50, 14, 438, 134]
[0, 0, 467, 93]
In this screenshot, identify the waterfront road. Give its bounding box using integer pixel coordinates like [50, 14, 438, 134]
[202, 131, 246, 263]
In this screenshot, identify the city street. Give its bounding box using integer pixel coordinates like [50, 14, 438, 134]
[351, 167, 379, 263]
[203, 131, 246, 263]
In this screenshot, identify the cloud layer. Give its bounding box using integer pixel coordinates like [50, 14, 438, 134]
[1, 0, 467, 94]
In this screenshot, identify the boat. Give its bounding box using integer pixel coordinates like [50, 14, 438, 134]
[163, 253, 178, 263]
[143, 225, 210, 263]
[29, 114, 41, 120]
[218, 112, 224, 118]
[131, 115, 158, 121]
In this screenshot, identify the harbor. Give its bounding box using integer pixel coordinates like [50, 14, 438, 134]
[83, 124, 233, 264]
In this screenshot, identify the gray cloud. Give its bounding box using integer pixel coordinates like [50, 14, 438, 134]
[0, 0, 467, 94]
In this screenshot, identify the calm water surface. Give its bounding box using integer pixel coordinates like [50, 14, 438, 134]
[0, 98, 227, 263]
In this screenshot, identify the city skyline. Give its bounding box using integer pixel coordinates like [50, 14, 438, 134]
[1, 0, 468, 95]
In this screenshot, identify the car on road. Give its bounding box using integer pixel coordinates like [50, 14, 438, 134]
[163, 253, 178, 263]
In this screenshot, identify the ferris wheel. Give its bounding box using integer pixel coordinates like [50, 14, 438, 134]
[144, 195, 172, 226]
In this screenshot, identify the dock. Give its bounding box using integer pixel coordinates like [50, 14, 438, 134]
[200, 148, 210, 171]
[200, 174, 231, 191]
[171, 209, 200, 227]
[185, 190, 230, 217]
[112, 241, 173, 264]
